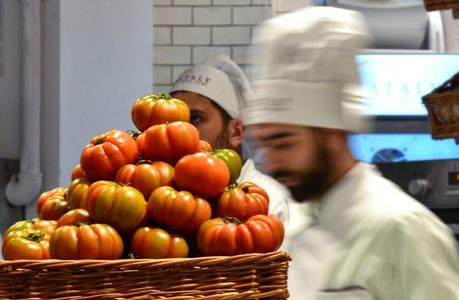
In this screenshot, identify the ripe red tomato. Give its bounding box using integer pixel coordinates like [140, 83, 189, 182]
[143, 121, 200, 164]
[216, 182, 269, 220]
[197, 214, 284, 256]
[67, 177, 91, 209]
[57, 209, 91, 227]
[147, 186, 212, 235]
[175, 152, 230, 198]
[3, 233, 51, 260]
[131, 93, 191, 131]
[198, 140, 212, 152]
[80, 130, 139, 181]
[49, 223, 123, 259]
[71, 164, 86, 180]
[38, 193, 71, 221]
[36, 187, 66, 215]
[115, 160, 174, 199]
[86, 181, 147, 233]
[131, 227, 189, 258]
[211, 149, 243, 184]
[136, 132, 146, 157]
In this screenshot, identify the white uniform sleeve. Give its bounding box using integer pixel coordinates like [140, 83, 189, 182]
[387, 213, 459, 300]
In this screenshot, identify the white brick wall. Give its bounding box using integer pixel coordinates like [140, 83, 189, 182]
[193, 7, 231, 25]
[233, 6, 271, 25]
[213, 0, 250, 5]
[173, 0, 210, 5]
[154, 27, 171, 45]
[173, 27, 211, 45]
[154, 46, 191, 64]
[154, 7, 191, 25]
[212, 27, 251, 45]
[193, 46, 231, 64]
[153, 1, 273, 90]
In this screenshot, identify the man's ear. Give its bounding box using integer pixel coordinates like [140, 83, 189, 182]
[317, 128, 348, 150]
[227, 118, 244, 149]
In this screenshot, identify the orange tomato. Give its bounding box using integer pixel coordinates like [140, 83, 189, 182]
[71, 164, 86, 180]
[3, 233, 51, 260]
[197, 214, 284, 256]
[198, 140, 212, 151]
[36, 187, 66, 215]
[38, 193, 71, 221]
[86, 181, 147, 233]
[143, 121, 200, 164]
[131, 227, 188, 258]
[49, 224, 123, 259]
[115, 160, 174, 199]
[57, 209, 91, 227]
[216, 182, 269, 221]
[175, 152, 230, 198]
[147, 186, 212, 236]
[80, 130, 139, 181]
[131, 93, 190, 132]
[67, 177, 91, 209]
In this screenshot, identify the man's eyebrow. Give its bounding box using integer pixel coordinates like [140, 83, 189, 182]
[190, 108, 205, 114]
[259, 132, 296, 141]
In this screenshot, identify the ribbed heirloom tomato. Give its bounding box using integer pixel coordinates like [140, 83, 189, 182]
[216, 182, 269, 221]
[131, 93, 191, 132]
[147, 186, 212, 235]
[115, 160, 174, 199]
[71, 164, 86, 180]
[131, 227, 189, 258]
[80, 130, 139, 181]
[3, 232, 51, 260]
[49, 224, 123, 259]
[197, 214, 284, 256]
[67, 176, 91, 209]
[175, 152, 230, 198]
[57, 209, 91, 227]
[3, 218, 57, 246]
[143, 121, 200, 164]
[86, 181, 147, 233]
[2, 218, 57, 260]
[210, 149, 243, 184]
[37, 192, 71, 221]
[36, 187, 66, 213]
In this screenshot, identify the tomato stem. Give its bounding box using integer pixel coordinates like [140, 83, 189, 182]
[27, 232, 45, 242]
[159, 93, 171, 100]
[223, 216, 242, 225]
[136, 159, 152, 165]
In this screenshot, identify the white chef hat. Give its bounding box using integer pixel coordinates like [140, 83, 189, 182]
[242, 7, 372, 132]
[170, 54, 253, 118]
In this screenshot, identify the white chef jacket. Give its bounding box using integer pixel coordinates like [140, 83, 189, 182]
[285, 162, 459, 300]
[238, 159, 311, 238]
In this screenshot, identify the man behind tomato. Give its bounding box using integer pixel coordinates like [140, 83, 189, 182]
[170, 54, 309, 234]
[242, 6, 459, 300]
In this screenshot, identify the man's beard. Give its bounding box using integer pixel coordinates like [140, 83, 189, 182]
[272, 146, 330, 203]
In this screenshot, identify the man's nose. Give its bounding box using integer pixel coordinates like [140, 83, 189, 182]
[252, 148, 282, 175]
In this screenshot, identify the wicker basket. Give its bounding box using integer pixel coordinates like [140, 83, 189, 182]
[0, 251, 290, 299]
[422, 72, 459, 140]
[423, 0, 459, 11]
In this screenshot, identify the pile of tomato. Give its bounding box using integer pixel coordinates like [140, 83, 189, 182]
[2, 94, 284, 260]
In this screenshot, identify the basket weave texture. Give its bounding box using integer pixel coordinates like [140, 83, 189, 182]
[422, 72, 459, 140]
[0, 251, 290, 300]
[423, 0, 459, 11]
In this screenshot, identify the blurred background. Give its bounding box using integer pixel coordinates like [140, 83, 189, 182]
[1, 0, 459, 239]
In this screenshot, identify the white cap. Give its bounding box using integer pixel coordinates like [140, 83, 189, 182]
[243, 7, 372, 132]
[171, 54, 253, 118]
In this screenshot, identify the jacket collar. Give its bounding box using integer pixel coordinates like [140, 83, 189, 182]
[316, 162, 376, 230]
